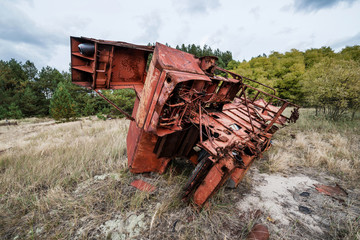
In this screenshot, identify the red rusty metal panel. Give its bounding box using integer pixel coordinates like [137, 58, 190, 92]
[70, 36, 151, 93]
[314, 184, 348, 197]
[81, 37, 154, 52]
[135, 58, 162, 129]
[131, 180, 156, 193]
[165, 70, 211, 83]
[155, 43, 204, 75]
[128, 124, 170, 174]
[193, 157, 235, 206]
[70, 36, 300, 208]
[110, 47, 148, 84]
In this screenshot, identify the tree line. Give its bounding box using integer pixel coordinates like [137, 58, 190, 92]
[228, 46, 360, 119]
[0, 45, 359, 121]
[0, 60, 135, 121]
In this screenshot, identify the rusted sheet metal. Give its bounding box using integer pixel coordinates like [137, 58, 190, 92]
[70, 36, 300, 208]
[155, 43, 204, 75]
[314, 184, 348, 197]
[70, 36, 151, 91]
[131, 179, 156, 193]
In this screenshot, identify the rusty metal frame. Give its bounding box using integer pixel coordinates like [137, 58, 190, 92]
[70, 36, 300, 208]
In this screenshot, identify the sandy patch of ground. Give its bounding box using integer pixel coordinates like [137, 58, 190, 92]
[237, 171, 320, 227]
[236, 168, 360, 239]
[75, 212, 147, 240]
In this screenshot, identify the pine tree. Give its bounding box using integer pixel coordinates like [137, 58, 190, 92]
[50, 82, 77, 121]
[7, 103, 23, 119]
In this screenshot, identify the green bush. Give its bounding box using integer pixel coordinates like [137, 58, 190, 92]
[50, 82, 77, 121]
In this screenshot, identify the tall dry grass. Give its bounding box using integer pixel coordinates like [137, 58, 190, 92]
[0, 118, 130, 238]
[261, 109, 360, 184]
[1, 110, 359, 239]
[0, 118, 256, 239]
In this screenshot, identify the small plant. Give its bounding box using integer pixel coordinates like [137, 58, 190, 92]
[96, 113, 107, 121]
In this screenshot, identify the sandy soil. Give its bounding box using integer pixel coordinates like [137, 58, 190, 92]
[236, 168, 360, 239]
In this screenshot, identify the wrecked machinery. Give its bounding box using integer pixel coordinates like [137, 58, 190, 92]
[70, 37, 300, 207]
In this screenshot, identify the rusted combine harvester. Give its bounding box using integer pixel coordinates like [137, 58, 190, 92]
[70, 37, 299, 207]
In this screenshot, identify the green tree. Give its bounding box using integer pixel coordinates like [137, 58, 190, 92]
[339, 45, 360, 62]
[304, 47, 335, 69]
[0, 106, 7, 119]
[101, 89, 136, 117]
[50, 82, 77, 121]
[302, 58, 360, 119]
[7, 103, 23, 119]
[19, 87, 41, 116]
[0, 59, 27, 108]
[37, 66, 65, 99]
[22, 60, 38, 81]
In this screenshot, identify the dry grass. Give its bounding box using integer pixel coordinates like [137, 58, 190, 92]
[0, 118, 130, 239]
[260, 109, 360, 185]
[1, 110, 359, 239]
[0, 118, 257, 239]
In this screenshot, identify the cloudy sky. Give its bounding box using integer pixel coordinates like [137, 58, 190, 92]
[1, 0, 359, 72]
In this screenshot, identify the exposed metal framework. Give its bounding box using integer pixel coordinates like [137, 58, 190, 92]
[70, 36, 299, 207]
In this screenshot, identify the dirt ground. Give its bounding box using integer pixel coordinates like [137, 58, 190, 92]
[1, 117, 359, 239]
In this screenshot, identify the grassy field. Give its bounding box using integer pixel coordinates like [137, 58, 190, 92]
[262, 109, 360, 185]
[0, 110, 359, 239]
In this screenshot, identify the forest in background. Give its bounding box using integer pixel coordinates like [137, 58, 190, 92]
[0, 44, 359, 121]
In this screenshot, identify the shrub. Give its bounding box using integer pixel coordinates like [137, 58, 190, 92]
[49, 82, 77, 121]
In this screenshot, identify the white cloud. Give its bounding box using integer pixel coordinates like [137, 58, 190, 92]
[172, 0, 220, 14]
[0, 0, 359, 72]
[293, 0, 358, 12]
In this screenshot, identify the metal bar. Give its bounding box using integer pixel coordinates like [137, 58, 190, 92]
[215, 66, 277, 95]
[265, 102, 289, 132]
[203, 113, 246, 141]
[249, 106, 266, 123]
[263, 97, 273, 113]
[238, 98, 289, 120]
[241, 85, 255, 133]
[95, 90, 135, 121]
[92, 42, 98, 89]
[238, 85, 247, 99]
[228, 109, 262, 130]
[223, 110, 260, 136]
[199, 103, 203, 143]
[178, 104, 188, 126]
[106, 46, 114, 89]
[252, 91, 260, 102]
[243, 84, 300, 108]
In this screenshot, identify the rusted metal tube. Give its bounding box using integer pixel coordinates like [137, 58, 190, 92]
[95, 90, 135, 121]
